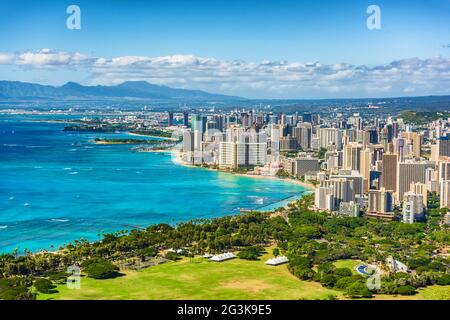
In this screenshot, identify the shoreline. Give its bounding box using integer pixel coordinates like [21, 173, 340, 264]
[168, 149, 315, 191]
[165, 149, 315, 212]
[2, 120, 314, 254]
[126, 132, 178, 141]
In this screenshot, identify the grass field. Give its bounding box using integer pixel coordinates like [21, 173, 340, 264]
[38, 255, 449, 300]
[38, 252, 342, 300]
[333, 259, 362, 274]
[374, 285, 450, 300]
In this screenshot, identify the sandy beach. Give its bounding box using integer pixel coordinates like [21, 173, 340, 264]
[168, 149, 315, 191]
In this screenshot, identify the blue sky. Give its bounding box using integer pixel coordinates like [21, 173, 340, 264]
[0, 0, 449, 99]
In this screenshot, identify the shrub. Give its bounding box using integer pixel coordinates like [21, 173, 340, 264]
[237, 246, 265, 260]
[320, 274, 337, 288]
[164, 251, 180, 261]
[294, 225, 321, 239]
[0, 278, 35, 300]
[317, 262, 335, 274]
[345, 282, 373, 298]
[81, 258, 120, 279]
[436, 274, 450, 286]
[334, 268, 353, 279]
[335, 276, 359, 289]
[34, 278, 56, 294]
[44, 271, 69, 284]
[272, 248, 280, 257]
[288, 255, 312, 269]
[292, 267, 315, 280]
[396, 285, 416, 296]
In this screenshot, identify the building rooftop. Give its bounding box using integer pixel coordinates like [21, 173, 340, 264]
[209, 252, 236, 262]
[265, 256, 289, 266]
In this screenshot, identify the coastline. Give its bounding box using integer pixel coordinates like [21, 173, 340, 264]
[168, 149, 315, 191]
[165, 149, 315, 213]
[36, 149, 313, 256]
[1, 119, 313, 254]
[126, 132, 178, 141]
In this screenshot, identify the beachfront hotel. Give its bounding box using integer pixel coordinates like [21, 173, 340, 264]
[168, 106, 450, 226]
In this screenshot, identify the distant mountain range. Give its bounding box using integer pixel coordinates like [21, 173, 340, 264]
[0, 80, 243, 101]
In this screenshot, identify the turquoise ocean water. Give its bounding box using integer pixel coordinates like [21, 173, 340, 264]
[0, 115, 306, 253]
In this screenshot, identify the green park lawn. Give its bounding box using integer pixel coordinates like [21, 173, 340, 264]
[38, 254, 449, 300]
[374, 285, 450, 300]
[333, 259, 362, 274]
[38, 253, 342, 300]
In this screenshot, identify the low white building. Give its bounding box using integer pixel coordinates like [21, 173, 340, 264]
[209, 252, 236, 262]
[386, 256, 409, 273]
[265, 256, 289, 266]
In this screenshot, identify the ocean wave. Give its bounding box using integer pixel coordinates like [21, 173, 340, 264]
[68, 172, 79, 175]
[248, 196, 264, 204]
[63, 167, 72, 170]
[49, 219, 69, 223]
[0, 225, 8, 230]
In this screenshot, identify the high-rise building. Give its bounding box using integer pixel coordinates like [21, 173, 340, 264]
[343, 143, 363, 171]
[226, 126, 247, 143]
[403, 192, 424, 224]
[315, 186, 333, 211]
[219, 142, 237, 169]
[367, 127, 379, 144]
[401, 132, 422, 158]
[319, 128, 342, 150]
[293, 122, 312, 150]
[439, 160, 450, 181]
[440, 180, 450, 209]
[367, 188, 394, 217]
[292, 158, 320, 177]
[360, 148, 372, 193]
[279, 136, 299, 152]
[183, 112, 189, 127]
[437, 136, 450, 158]
[393, 137, 405, 161]
[380, 127, 389, 151]
[167, 111, 174, 126]
[302, 112, 312, 123]
[325, 151, 341, 172]
[381, 153, 398, 192]
[339, 201, 360, 217]
[192, 115, 207, 134]
[397, 161, 434, 202]
[181, 130, 195, 164]
[410, 182, 428, 207]
[320, 178, 355, 211]
[330, 171, 364, 196]
[268, 115, 278, 124]
[218, 141, 266, 169]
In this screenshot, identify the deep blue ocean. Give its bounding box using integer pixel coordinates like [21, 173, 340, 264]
[0, 115, 306, 253]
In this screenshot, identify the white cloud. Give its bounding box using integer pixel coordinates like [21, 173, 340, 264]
[0, 53, 14, 64]
[10, 49, 93, 67]
[0, 49, 449, 98]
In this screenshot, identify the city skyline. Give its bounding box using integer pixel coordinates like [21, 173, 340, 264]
[0, 0, 449, 99]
